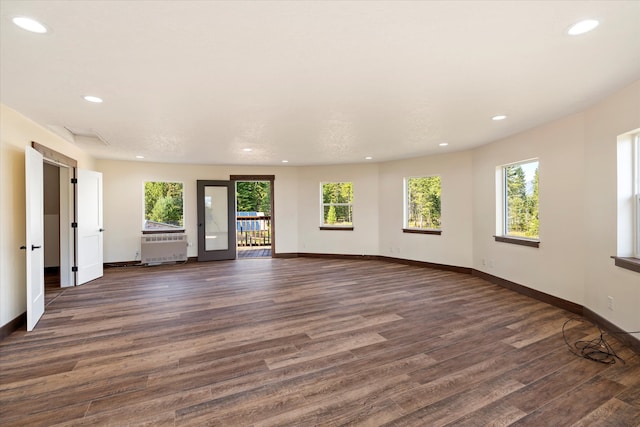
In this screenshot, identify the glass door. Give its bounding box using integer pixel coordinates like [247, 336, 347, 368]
[197, 180, 236, 261]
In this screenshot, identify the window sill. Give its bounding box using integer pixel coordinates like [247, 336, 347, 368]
[142, 229, 185, 234]
[612, 256, 640, 274]
[493, 235, 540, 248]
[319, 226, 354, 231]
[403, 228, 442, 235]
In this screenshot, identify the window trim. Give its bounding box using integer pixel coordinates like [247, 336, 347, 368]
[403, 175, 442, 232]
[320, 181, 354, 228]
[613, 130, 640, 273]
[495, 159, 540, 247]
[494, 235, 540, 248]
[634, 134, 640, 258]
[403, 228, 442, 235]
[612, 256, 640, 274]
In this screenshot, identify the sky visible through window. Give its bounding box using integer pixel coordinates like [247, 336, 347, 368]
[521, 161, 538, 194]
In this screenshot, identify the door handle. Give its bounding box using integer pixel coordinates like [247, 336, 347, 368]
[99, 228, 105, 232]
[20, 245, 26, 250]
[31, 245, 41, 251]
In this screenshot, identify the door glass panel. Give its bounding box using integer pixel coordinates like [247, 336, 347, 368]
[204, 186, 229, 251]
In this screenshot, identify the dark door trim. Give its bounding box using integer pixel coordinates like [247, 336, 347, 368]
[196, 180, 236, 261]
[230, 175, 275, 256]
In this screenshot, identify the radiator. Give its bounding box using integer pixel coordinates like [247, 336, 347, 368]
[141, 233, 188, 265]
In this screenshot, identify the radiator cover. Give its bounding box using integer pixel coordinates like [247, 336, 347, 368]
[141, 233, 188, 265]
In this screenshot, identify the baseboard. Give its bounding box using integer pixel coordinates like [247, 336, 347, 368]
[0, 312, 26, 341]
[272, 252, 299, 259]
[380, 255, 472, 274]
[471, 269, 583, 315]
[289, 252, 379, 261]
[273, 252, 469, 274]
[583, 308, 640, 354]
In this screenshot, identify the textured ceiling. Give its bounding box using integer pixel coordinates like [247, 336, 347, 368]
[1, 0, 639, 165]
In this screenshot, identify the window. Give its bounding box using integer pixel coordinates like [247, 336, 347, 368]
[321, 182, 353, 228]
[404, 176, 441, 233]
[614, 131, 640, 272]
[634, 133, 640, 258]
[496, 159, 539, 246]
[143, 181, 184, 231]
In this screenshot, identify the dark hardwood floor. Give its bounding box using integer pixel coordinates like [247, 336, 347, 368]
[1, 258, 639, 426]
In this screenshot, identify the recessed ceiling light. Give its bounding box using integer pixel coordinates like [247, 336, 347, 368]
[439, 142, 449, 147]
[135, 155, 144, 159]
[12, 16, 48, 34]
[242, 148, 253, 152]
[281, 160, 289, 163]
[83, 95, 103, 103]
[567, 19, 599, 36]
[365, 156, 373, 160]
[492, 115, 507, 121]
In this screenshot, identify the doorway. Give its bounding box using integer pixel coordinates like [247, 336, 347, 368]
[43, 162, 62, 303]
[26, 142, 104, 330]
[42, 161, 75, 300]
[233, 176, 274, 258]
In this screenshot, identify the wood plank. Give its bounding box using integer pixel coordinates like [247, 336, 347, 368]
[0, 257, 638, 425]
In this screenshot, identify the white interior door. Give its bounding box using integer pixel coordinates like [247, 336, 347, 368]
[25, 147, 45, 331]
[77, 169, 103, 285]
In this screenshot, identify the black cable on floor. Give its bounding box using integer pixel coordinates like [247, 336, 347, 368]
[561, 318, 638, 365]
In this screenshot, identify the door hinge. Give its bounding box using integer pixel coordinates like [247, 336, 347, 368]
[71, 222, 78, 228]
[72, 266, 78, 272]
[71, 178, 78, 184]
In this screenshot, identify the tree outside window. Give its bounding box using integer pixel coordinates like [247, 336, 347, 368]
[405, 176, 441, 230]
[321, 182, 353, 226]
[503, 160, 539, 239]
[236, 181, 271, 213]
[144, 181, 184, 230]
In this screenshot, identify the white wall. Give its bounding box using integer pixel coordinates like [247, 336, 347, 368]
[295, 164, 380, 255]
[3, 81, 639, 337]
[583, 80, 640, 335]
[378, 151, 474, 267]
[96, 160, 300, 261]
[472, 112, 587, 304]
[0, 104, 95, 327]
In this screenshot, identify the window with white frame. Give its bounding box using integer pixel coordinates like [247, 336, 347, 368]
[321, 182, 353, 227]
[496, 159, 539, 242]
[143, 181, 184, 231]
[404, 176, 441, 230]
[614, 130, 640, 272]
[634, 133, 640, 258]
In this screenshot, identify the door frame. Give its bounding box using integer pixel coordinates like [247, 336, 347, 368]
[196, 180, 237, 261]
[32, 142, 77, 287]
[230, 175, 276, 256]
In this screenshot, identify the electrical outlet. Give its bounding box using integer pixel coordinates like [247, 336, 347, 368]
[135, 250, 140, 260]
[607, 296, 614, 311]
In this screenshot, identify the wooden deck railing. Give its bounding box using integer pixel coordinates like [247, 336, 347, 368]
[236, 215, 271, 247]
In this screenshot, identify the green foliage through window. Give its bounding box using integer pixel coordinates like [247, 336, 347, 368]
[322, 182, 353, 225]
[236, 181, 271, 213]
[504, 161, 539, 238]
[144, 182, 184, 229]
[406, 176, 441, 229]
